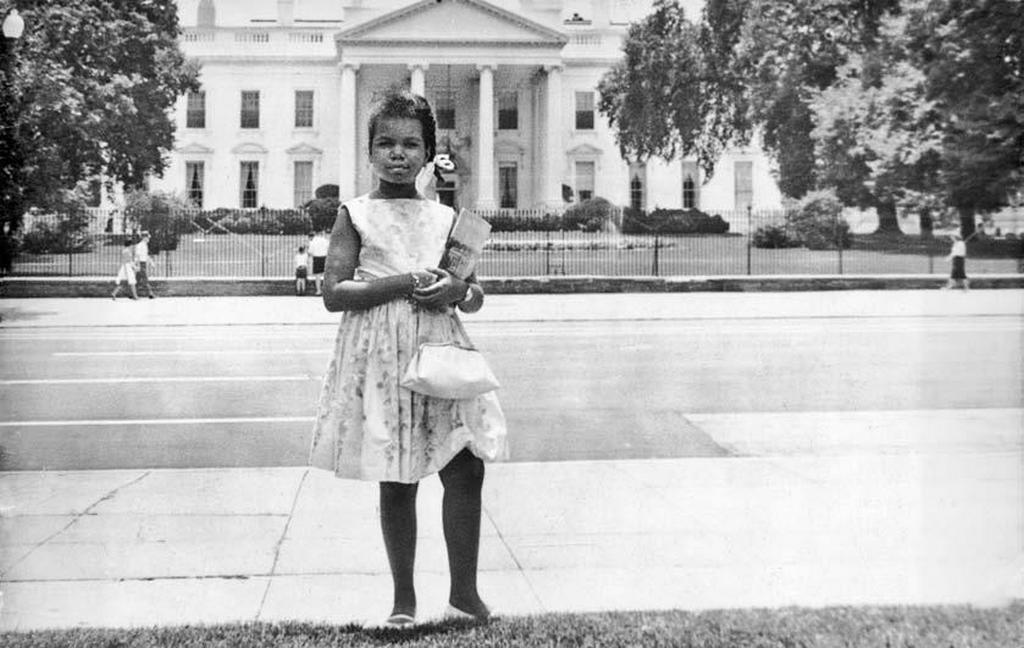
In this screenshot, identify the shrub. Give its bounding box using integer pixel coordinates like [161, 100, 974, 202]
[314, 184, 339, 200]
[785, 190, 851, 250]
[306, 198, 340, 232]
[752, 224, 801, 248]
[622, 207, 730, 234]
[483, 211, 564, 232]
[124, 190, 193, 253]
[17, 189, 94, 254]
[563, 197, 614, 232]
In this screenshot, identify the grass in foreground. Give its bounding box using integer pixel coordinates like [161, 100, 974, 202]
[2, 604, 1023, 648]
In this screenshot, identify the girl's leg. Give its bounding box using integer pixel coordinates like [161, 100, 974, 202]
[379, 481, 419, 618]
[439, 448, 489, 618]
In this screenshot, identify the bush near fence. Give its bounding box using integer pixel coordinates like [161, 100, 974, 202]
[622, 207, 730, 234]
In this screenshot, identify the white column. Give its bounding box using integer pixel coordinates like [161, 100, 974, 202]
[409, 63, 428, 97]
[476, 64, 497, 210]
[543, 64, 564, 208]
[338, 62, 359, 201]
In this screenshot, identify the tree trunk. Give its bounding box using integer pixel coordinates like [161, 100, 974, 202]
[958, 207, 976, 238]
[874, 200, 901, 234]
[919, 210, 934, 239]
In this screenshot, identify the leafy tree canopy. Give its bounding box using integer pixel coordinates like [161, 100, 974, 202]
[1, 0, 198, 222]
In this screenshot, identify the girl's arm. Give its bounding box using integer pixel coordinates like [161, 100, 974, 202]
[321, 206, 430, 312]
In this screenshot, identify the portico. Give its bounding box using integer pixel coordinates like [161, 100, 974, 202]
[333, 0, 567, 208]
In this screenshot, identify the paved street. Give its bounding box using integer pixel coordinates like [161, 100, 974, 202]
[1, 293, 1021, 470]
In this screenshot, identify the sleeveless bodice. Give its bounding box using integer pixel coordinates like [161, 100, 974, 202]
[344, 195, 455, 280]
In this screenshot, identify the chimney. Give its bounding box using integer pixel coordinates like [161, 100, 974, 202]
[278, 0, 294, 27]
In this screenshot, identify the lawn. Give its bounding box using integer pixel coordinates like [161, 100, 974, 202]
[2, 604, 1022, 647]
[10, 231, 1022, 279]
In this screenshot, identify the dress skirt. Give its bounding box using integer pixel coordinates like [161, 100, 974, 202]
[951, 256, 966, 280]
[309, 299, 507, 483]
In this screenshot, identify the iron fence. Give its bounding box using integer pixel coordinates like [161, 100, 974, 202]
[8, 207, 1023, 278]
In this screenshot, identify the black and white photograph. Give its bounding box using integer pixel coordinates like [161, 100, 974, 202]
[1, 0, 1022, 645]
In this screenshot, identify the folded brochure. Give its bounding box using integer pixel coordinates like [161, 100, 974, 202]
[440, 209, 491, 279]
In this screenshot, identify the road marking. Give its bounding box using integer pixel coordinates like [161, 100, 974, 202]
[0, 416, 316, 428]
[52, 350, 333, 357]
[0, 375, 317, 386]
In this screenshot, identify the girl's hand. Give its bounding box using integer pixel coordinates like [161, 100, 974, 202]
[412, 267, 466, 311]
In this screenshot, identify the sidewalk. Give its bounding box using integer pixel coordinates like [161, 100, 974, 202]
[1, 413, 1021, 630]
[1, 291, 1022, 631]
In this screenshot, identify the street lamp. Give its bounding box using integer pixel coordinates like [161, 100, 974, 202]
[1, 8, 25, 274]
[3, 9, 24, 38]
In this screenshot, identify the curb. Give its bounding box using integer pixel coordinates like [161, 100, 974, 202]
[2, 275, 1023, 297]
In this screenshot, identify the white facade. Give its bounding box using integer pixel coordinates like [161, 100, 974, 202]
[154, 0, 783, 213]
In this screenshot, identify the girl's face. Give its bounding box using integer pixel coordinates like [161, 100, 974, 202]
[370, 117, 427, 186]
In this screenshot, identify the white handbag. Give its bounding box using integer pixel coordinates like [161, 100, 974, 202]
[400, 342, 500, 399]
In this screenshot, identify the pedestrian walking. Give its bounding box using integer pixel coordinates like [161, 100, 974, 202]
[944, 232, 970, 290]
[111, 238, 139, 300]
[308, 228, 330, 295]
[294, 244, 309, 296]
[308, 90, 506, 628]
[134, 231, 156, 299]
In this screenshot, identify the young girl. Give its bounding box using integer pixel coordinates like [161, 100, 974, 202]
[309, 91, 506, 627]
[294, 244, 309, 296]
[111, 238, 139, 300]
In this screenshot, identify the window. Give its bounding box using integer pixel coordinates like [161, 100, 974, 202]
[186, 162, 204, 208]
[734, 161, 753, 211]
[186, 91, 206, 129]
[293, 161, 313, 207]
[683, 175, 696, 209]
[575, 91, 595, 130]
[629, 165, 645, 212]
[434, 91, 455, 130]
[240, 161, 259, 208]
[240, 91, 260, 129]
[87, 178, 102, 208]
[498, 91, 518, 130]
[575, 161, 595, 202]
[294, 91, 314, 128]
[499, 163, 518, 209]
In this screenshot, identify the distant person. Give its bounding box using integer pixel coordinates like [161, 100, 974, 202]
[308, 229, 330, 295]
[294, 244, 309, 296]
[944, 232, 970, 291]
[111, 238, 139, 300]
[308, 90, 506, 627]
[134, 231, 156, 299]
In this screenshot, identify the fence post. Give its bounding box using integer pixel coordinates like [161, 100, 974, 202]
[68, 251, 73, 276]
[545, 229, 550, 275]
[652, 233, 660, 277]
[835, 212, 844, 275]
[746, 205, 752, 275]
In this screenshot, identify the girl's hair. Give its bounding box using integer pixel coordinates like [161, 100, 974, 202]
[367, 90, 437, 161]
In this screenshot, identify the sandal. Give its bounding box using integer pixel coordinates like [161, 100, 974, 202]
[384, 613, 416, 628]
[444, 603, 493, 622]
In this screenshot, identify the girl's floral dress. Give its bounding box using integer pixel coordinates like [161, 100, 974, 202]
[309, 195, 507, 483]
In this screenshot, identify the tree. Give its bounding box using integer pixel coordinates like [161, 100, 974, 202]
[597, 0, 743, 178]
[810, 0, 1023, 237]
[0, 0, 199, 270]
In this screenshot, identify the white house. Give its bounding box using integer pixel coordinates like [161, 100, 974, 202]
[153, 0, 783, 215]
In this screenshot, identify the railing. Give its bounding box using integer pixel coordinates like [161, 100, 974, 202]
[8, 207, 1023, 279]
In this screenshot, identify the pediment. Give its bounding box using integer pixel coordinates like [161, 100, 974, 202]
[286, 142, 324, 156]
[231, 142, 269, 155]
[337, 0, 567, 46]
[568, 142, 603, 156]
[176, 142, 214, 155]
